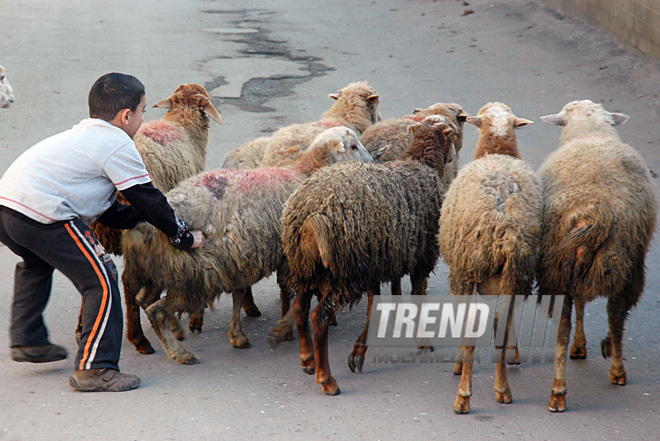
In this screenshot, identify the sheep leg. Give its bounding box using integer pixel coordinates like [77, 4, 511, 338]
[570, 297, 588, 359]
[75, 301, 84, 346]
[601, 295, 632, 386]
[316, 291, 337, 326]
[412, 276, 433, 352]
[242, 286, 262, 317]
[454, 346, 475, 414]
[267, 288, 296, 347]
[549, 295, 573, 412]
[126, 286, 160, 355]
[312, 286, 340, 396]
[294, 287, 315, 374]
[348, 283, 379, 373]
[145, 298, 198, 365]
[494, 298, 514, 404]
[454, 284, 478, 375]
[188, 304, 205, 333]
[228, 288, 251, 348]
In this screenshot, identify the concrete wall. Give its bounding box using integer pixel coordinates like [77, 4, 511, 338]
[540, 0, 660, 62]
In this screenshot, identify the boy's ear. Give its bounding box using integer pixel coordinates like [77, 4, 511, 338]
[118, 108, 131, 125]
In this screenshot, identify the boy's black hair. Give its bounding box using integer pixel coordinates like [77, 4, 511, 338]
[88, 73, 145, 121]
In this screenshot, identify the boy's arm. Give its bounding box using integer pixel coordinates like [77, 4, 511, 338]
[95, 198, 144, 229]
[120, 182, 197, 250]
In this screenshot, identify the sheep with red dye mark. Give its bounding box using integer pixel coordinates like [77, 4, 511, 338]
[120, 126, 373, 364]
[0, 65, 15, 109]
[438, 102, 540, 414]
[85, 84, 222, 352]
[538, 100, 657, 413]
[261, 81, 380, 167]
[280, 115, 456, 395]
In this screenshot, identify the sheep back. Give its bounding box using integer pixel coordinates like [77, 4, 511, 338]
[261, 123, 325, 167]
[282, 160, 443, 308]
[439, 154, 543, 297]
[134, 120, 205, 192]
[222, 136, 270, 170]
[122, 167, 304, 312]
[538, 135, 656, 302]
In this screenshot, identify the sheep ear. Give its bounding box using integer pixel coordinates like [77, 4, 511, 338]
[329, 93, 340, 101]
[412, 108, 423, 114]
[540, 113, 566, 126]
[367, 94, 379, 105]
[610, 112, 630, 126]
[456, 110, 470, 123]
[204, 102, 224, 124]
[407, 123, 421, 135]
[153, 98, 173, 109]
[514, 118, 533, 128]
[466, 116, 482, 128]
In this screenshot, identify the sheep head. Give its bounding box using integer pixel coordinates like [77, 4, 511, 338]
[154, 83, 223, 124]
[0, 65, 15, 109]
[405, 115, 457, 171]
[468, 102, 532, 160]
[290, 126, 373, 177]
[540, 99, 629, 128]
[325, 81, 380, 133]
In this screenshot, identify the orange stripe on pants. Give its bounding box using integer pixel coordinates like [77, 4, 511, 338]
[64, 223, 109, 370]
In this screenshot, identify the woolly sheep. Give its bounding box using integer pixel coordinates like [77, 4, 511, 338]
[260, 81, 380, 167]
[222, 136, 270, 170]
[538, 99, 657, 413]
[121, 126, 373, 364]
[0, 65, 15, 108]
[438, 102, 539, 414]
[281, 115, 456, 395]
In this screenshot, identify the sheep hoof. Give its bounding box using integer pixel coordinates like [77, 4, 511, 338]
[570, 344, 587, 359]
[453, 361, 463, 376]
[302, 365, 315, 375]
[243, 305, 262, 317]
[138, 346, 156, 355]
[231, 339, 252, 349]
[609, 369, 627, 385]
[189, 324, 202, 333]
[181, 356, 200, 365]
[495, 388, 512, 404]
[320, 378, 340, 396]
[267, 329, 294, 348]
[347, 354, 364, 373]
[417, 345, 434, 354]
[548, 392, 566, 412]
[454, 396, 471, 414]
[600, 337, 612, 359]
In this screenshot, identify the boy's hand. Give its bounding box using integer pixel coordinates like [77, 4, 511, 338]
[190, 230, 205, 249]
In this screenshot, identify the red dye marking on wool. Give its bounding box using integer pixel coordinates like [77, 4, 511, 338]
[404, 114, 426, 122]
[137, 121, 183, 147]
[235, 168, 297, 193]
[313, 119, 344, 129]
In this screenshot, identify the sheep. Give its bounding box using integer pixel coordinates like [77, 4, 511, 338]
[359, 102, 469, 297]
[280, 115, 456, 395]
[0, 65, 15, 109]
[537, 99, 657, 413]
[120, 126, 374, 364]
[86, 83, 224, 351]
[260, 81, 380, 167]
[222, 136, 270, 170]
[437, 102, 539, 414]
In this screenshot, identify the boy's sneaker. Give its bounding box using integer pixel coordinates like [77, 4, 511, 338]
[69, 368, 140, 392]
[11, 344, 68, 363]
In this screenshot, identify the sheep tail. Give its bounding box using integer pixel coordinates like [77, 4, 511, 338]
[550, 205, 613, 281]
[296, 214, 333, 277]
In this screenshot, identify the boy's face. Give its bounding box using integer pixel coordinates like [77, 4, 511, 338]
[124, 95, 147, 139]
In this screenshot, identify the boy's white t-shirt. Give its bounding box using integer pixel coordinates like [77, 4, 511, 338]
[0, 118, 152, 225]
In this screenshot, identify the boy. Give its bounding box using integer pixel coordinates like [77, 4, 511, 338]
[0, 72, 203, 392]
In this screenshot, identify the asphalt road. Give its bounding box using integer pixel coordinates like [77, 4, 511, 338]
[1, 1, 659, 440]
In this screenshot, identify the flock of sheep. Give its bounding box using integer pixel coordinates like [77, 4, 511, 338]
[2, 67, 656, 414]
